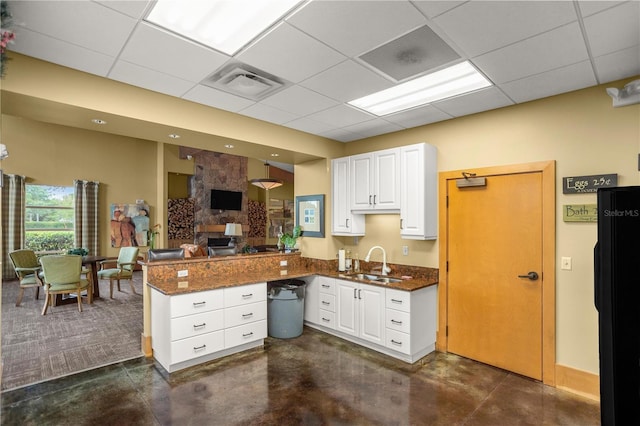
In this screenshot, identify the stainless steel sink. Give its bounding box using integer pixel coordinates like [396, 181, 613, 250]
[348, 273, 403, 284]
[373, 277, 402, 284]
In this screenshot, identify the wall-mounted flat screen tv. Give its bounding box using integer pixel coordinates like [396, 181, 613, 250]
[211, 189, 242, 211]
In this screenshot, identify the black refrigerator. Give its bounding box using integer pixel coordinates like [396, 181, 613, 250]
[594, 186, 640, 425]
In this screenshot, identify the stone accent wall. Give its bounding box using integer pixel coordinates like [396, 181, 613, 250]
[192, 151, 248, 247]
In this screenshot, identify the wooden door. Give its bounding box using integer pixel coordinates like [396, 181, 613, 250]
[447, 171, 543, 380]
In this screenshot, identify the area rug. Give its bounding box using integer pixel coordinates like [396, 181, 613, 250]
[1, 272, 144, 391]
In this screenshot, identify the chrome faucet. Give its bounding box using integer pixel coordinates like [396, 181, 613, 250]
[364, 246, 391, 276]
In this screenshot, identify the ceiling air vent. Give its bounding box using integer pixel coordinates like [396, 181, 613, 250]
[203, 65, 286, 101]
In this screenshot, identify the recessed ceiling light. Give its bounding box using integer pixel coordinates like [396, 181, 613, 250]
[349, 61, 492, 116]
[224, 144, 234, 149]
[270, 153, 279, 157]
[91, 119, 107, 125]
[168, 134, 181, 139]
[146, 0, 303, 55]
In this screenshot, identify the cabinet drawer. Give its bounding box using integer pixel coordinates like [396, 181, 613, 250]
[319, 293, 336, 313]
[224, 282, 266, 308]
[385, 308, 410, 334]
[224, 301, 267, 329]
[170, 289, 224, 318]
[225, 320, 267, 348]
[171, 309, 224, 341]
[318, 309, 336, 330]
[386, 329, 411, 355]
[386, 288, 410, 313]
[318, 278, 335, 295]
[171, 330, 225, 364]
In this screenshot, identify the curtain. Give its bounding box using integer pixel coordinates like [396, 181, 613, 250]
[2, 174, 26, 279]
[74, 180, 100, 256]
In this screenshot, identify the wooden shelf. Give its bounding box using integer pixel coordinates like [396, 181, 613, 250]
[195, 224, 248, 233]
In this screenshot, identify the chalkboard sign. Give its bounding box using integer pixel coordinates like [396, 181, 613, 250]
[562, 174, 617, 194]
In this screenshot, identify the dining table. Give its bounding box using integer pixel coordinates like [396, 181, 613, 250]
[54, 255, 107, 305]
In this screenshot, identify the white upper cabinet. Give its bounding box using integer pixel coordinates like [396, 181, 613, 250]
[331, 157, 365, 236]
[350, 148, 400, 213]
[400, 143, 437, 240]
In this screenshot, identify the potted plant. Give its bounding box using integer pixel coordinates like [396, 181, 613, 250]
[279, 226, 302, 252]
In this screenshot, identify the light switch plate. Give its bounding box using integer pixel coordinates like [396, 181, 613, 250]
[177, 270, 188, 277]
[561, 257, 572, 270]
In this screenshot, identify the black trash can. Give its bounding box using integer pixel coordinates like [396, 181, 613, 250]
[267, 279, 306, 338]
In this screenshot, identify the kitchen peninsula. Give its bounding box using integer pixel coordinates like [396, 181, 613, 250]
[143, 251, 438, 372]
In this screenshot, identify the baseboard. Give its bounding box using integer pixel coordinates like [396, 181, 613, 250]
[555, 364, 600, 401]
[141, 333, 152, 357]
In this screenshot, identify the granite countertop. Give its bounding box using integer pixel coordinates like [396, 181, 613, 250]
[147, 266, 437, 296]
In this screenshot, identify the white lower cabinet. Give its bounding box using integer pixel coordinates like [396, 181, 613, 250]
[152, 282, 267, 372]
[336, 279, 385, 346]
[305, 276, 437, 364]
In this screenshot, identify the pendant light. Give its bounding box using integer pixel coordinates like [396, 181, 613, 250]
[250, 162, 283, 190]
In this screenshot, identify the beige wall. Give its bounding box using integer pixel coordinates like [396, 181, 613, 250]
[1, 116, 159, 258]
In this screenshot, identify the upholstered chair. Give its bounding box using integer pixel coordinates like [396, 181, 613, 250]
[9, 249, 44, 307]
[40, 255, 93, 315]
[97, 247, 139, 298]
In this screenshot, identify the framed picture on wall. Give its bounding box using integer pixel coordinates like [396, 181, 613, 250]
[295, 194, 325, 238]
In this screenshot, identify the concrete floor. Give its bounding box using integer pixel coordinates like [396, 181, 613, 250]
[1, 327, 600, 425]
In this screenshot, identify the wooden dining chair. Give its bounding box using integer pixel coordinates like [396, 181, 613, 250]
[40, 255, 93, 315]
[9, 249, 44, 307]
[97, 247, 139, 298]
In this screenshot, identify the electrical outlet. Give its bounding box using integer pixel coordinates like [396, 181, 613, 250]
[402, 246, 409, 256]
[177, 270, 188, 277]
[561, 257, 572, 271]
[280, 260, 287, 267]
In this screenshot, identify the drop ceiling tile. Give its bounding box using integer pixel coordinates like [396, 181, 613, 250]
[109, 60, 196, 98]
[473, 23, 589, 84]
[430, 1, 577, 57]
[593, 45, 640, 83]
[95, 0, 152, 19]
[9, 0, 137, 57]
[237, 23, 345, 83]
[300, 60, 393, 102]
[261, 85, 339, 116]
[10, 27, 114, 77]
[283, 117, 336, 135]
[306, 104, 374, 128]
[433, 87, 514, 117]
[499, 61, 597, 103]
[578, 1, 626, 17]
[412, 1, 466, 19]
[583, 1, 640, 57]
[286, 1, 426, 57]
[238, 103, 299, 125]
[342, 119, 404, 139]
[120, 23, 229, 83]
[383, 104, 453, 128]
[320, 128, 363, 143]
[182, 85, 255, 112]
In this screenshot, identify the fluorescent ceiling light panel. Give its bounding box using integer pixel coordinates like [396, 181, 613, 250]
[349, 61, 492, 116]
[146, 0, 302, 55]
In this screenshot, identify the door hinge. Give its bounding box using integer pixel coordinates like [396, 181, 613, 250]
[446, 325, 449, 337]
[446, 195, 449, 208]
[446, 261, 449, 272]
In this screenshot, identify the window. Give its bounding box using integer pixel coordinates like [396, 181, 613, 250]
[25, 185, 74, 252]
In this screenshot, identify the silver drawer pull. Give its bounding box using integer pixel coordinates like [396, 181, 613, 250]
[390, 319, 402, 325]
[322, 317, 331, 322]
[242, 332, 254, 338]
[242, 293, 253, 298]
[192, 301, 206, 307]
[390, 339, 402, 346]
[321, 301, 330, 305]
[193, 323, 206, 329]
[193, 344, 206, 351]
[390, 299, 403, 304]
[242, 313, 254, 318]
